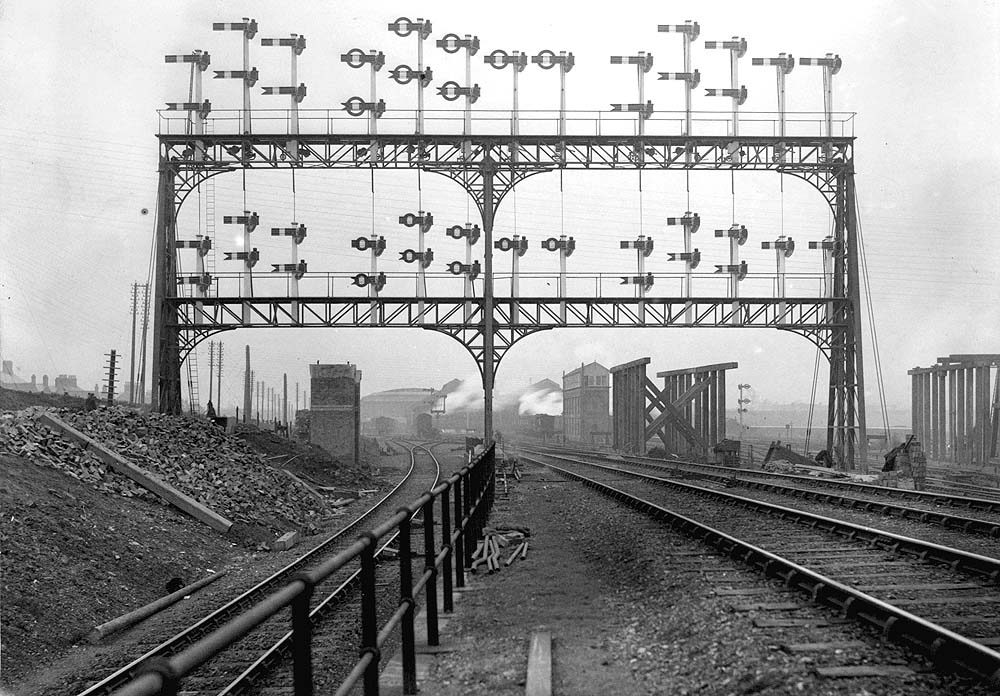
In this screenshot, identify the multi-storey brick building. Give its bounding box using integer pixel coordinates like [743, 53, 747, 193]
[562, 362, 611, 445]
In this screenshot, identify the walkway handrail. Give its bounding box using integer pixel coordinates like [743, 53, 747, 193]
[113, 444, 496, 696]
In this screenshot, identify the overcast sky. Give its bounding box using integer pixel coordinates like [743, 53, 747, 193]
[2, 0, 998, 427]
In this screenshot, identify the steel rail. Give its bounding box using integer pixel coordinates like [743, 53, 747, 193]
[108, 445, 495, 696]
[531, 457, 1000, 686]
[77, 441, 426, 696]
[214, 443, 443, 696]
[528, 447, 1000, 537]
[525, 452, 1000, 582]
[532, 443, 1000, 512]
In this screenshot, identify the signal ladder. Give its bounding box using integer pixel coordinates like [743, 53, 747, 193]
[186, 350, 201, 415]
[204, 120, 217, 287]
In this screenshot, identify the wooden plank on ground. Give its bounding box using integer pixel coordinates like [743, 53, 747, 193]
[714, 588, 794, 597]
[784, 552, 884, 560]
[38, 413, 233, 533]
[931, 617, 1000, 625]
[809, 561, 908, 569]
[816, 665, 913, 678]
[754, 618, 848, 628]
[730, 602, 802, 612]
[852, 583, 983, 592]
[887, 595, 998, 607]
[525, 631, 552, 696]
[281, 468, 326, 502]
[782, 641, 868, 653]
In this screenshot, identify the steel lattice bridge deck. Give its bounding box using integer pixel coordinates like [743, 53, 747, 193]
[173, 296, 844, 332]
[153, 127, 866, 468]
[163, 132, 851, 211]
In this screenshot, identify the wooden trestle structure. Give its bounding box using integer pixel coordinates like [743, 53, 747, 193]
[611, 357, 736, 459]
[909, 354, 1000, 466]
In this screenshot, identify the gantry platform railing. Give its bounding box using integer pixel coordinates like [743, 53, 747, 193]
[157, 107, 855, 139]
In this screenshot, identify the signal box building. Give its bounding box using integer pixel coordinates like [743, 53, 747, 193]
[562, 362, 611, 445]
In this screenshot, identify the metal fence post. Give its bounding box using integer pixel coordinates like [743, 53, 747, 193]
[397, 513, 418, 695]
[359, 533, 380, 695]
[462, 469, 473, 568]
[453, 476, 466, 587]
[486, 447, 496, 513]
[422, 498, 439, 646]
[440, 486, 454, 612]
[472, 461, 484, 541]
[291, 576, 315, 696]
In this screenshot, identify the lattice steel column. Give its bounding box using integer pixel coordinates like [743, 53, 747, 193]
[151, 165, 182, 414]
[480, 155, 497, 443]
[845, 170, 868, 469]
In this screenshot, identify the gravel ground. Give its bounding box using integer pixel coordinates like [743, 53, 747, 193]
[1, 446, 409, 696]
[410, 458, 994, 696]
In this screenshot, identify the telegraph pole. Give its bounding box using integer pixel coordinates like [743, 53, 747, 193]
[129, 283, 138, 404]
[244, 345, 251, 423]
[207, 341, 215, 404]
[216, 343, 224, 415]
[138, 282, 149, 405]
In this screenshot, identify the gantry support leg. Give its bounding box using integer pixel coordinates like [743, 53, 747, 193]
[845, 171, 868, 471]
[825, 169, 867, 472]
[480, 157, 497, 445]
[151, 164, 183, 414]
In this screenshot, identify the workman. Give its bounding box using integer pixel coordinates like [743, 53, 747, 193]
[205, 400, 216, 418]
[814, 449, 834, 468]
[84, 393, 97, 411]
[910, 443, 927, 491]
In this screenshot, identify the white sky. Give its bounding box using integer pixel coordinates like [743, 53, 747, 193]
[1, 0, 998, 426]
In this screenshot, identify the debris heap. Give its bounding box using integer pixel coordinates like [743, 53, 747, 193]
[0, 406, 342, 535]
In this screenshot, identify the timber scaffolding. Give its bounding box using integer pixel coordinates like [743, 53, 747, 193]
[908, 354, 1000, 467]
[610, 357, 736, 460]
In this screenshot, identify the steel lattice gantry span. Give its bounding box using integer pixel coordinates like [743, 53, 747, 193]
[151, 131, 867, 468]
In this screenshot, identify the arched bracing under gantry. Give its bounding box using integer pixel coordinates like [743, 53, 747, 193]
[152, 129, 867, 469]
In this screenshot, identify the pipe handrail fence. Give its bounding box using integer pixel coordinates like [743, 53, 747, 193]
[113, 445, 496, 696]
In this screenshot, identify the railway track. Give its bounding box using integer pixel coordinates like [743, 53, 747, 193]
[524, 451, 1000, 686]
[522, 448, 1000, 552]
[78, 441, 444, 696]
[529, 444, 1000, 513]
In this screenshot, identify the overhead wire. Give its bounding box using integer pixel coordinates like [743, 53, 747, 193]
[854, 184, 890, 442]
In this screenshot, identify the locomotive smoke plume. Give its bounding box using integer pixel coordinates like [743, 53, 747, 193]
[440, 379, 481, 411]
[518, 385, 562, 416]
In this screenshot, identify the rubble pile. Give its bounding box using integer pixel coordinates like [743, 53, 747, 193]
[1, 408, 148, 499]
[0, 407, 341, 535]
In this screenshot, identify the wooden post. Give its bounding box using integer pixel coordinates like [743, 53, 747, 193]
[957, 368, 966, 463]
[965, 367, 975, 464]
[978, 366, 989, 466]
[718, 369, 727, 442]
[948, 368, 957, 461]
[929, 369, 937, 459]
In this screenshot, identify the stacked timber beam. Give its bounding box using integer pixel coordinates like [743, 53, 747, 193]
[908, 354, 1000, 466]
[611, 357, 736, 459]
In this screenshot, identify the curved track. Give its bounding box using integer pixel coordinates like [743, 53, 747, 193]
[78, 441, 442, 696]
[525, 451, 1000, 686]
